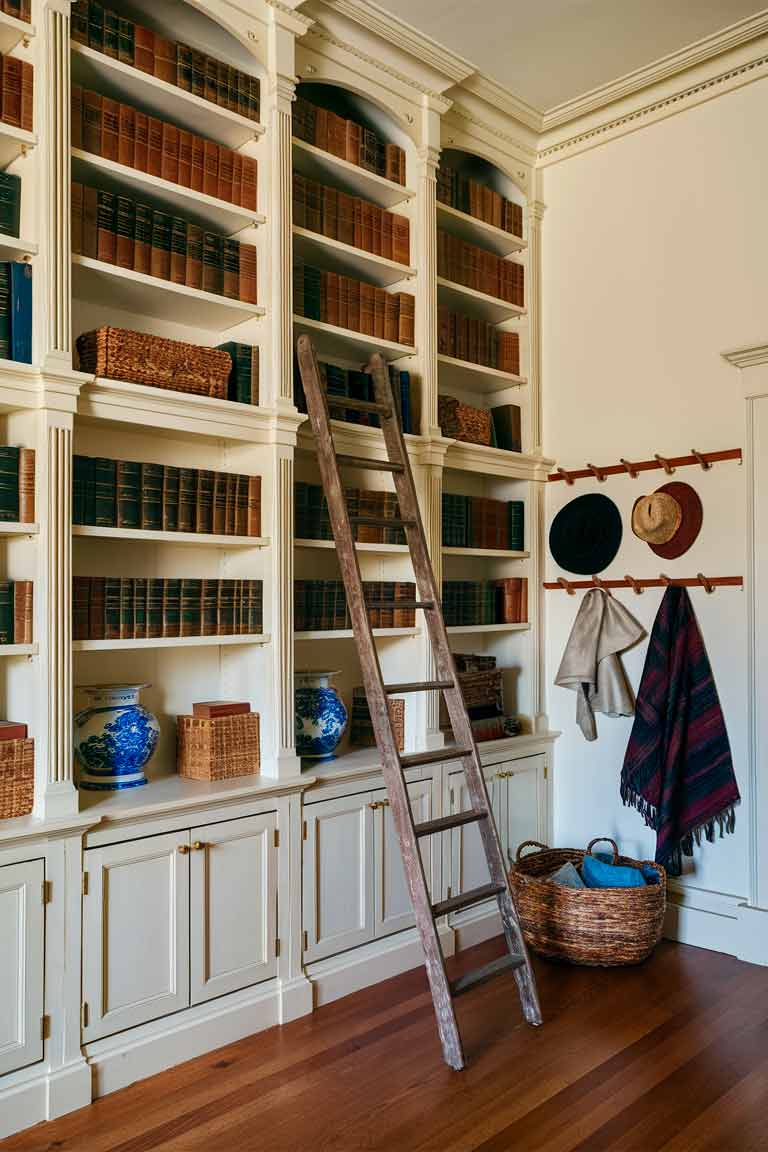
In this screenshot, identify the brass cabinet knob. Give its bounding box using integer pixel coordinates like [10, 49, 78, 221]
[177, 844, 190, 855]
[368, 801, 381, 810]
[192, 841, 206, 851]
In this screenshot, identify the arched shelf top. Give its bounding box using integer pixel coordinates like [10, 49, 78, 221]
[438, 145, 527, 204]
[114, 0, 267, 77]
[295, 80, 415, 155]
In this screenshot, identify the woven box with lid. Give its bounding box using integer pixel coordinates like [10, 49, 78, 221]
[177, 712, 260, 781]
[438, 395, 492, 446]
[0, 738, 34, 819]
[76, 327, 232, 398]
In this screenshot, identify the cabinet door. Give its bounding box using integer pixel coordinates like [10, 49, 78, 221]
[446, 768, 504, 920]
[374, 780, 433, 939]
[303, 793, 375, 962]
[190, 813, 278, 1006]
[83, 831, 190, 1043]
[500, 756, 545, 867]
[0, 859, 44, 1077]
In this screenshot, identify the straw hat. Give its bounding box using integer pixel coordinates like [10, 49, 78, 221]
[631, 481, 702, 559]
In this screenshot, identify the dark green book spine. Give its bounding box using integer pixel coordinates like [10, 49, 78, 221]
[178, 468, 197, 532]
[196, 469, 214, 533]
[217, 341, 236, 401]
[104, 576, 121, 640]
[71, 0, 89, 45]
[217, 578, 235, 635]
[140, 462, 163, 530]
[176, 43, 193, 91]
[93, 456, 117, 526]
[201, 578, 217, 634]
[162, 578, 181, 637]
[0, 446, 19, 521]
[235, 344, 252, 403]
[118, 17, 135, 65]
[119, 577, 134, 638]
[88, 1, 104, 52]
[0, 580, 11, 643]
[116, 460, 140, 529]
[103, 7, 119, 57]
[147, 577, 163, 638]
[180, 577, 202, 636]
[162, 465, 180, 532]
[83, 456, 96, 525]
[133, 576, 147, 639]
[72, 454, 87, 525]
[0, 173, 21, 239]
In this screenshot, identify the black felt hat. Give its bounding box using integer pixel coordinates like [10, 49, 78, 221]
[549, 493, 623, 575]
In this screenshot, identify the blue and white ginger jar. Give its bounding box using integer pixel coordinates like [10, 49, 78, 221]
[74, 684, 160, 790]
[295, 670, 348, 761]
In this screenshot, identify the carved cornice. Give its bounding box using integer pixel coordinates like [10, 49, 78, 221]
[265, 0, 314, 28]
[305, 22, 447, 99]
[415, 144, 441, 170]
[527, 200, 546, 224]
[448, 102, 537, 163]
[460, 75, 542, 133]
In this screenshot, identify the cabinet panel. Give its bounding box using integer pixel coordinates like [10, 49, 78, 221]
[303, 793, 375, 962]
[0, 859, 44, 1077]
[446, 769, 503, 917]
[190, 813, 277, 1005]
[375, 780, 433, 939]
[83, 831, 190, 1043]
[502, 757, 544, 866]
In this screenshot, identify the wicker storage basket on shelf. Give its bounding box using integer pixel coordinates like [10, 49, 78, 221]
[509, 838, 666, 966]
[76, 327, 232, 398]
[438, 395, 492, 446]
[0, 738, 34, 819]
[177, 713, 260, 781]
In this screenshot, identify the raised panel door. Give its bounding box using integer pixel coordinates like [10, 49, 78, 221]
[0, 859, 44, 1076]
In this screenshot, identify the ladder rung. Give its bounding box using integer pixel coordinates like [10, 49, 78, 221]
[400, 747, 472, 769]
[328, 395, 391, 417]
[384, 680, 454, 694]
[451, 953, 526, 998]
[366, 600, 433, 611]
[336, 455, 404, 473]
[432, 883, 506, 918]
[414, 810, 488, 838]
[350, 515, 416, 529]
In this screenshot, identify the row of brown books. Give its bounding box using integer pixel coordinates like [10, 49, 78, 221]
[0, 54, 32, 133]
[293, 172, 410, 265]
[438, 229, 524, 306]
[294, 258, 414, 346]
[73, 577, 264, 641]
[0, 1, 30, 21]
[442, 494, 524, 551]
[293, 96, 406, 186]
[72, 181, 258, 303]
[0, 580, 31, 644]
[295, 580, 416, 631]
[438, 306, 520, 374]
[436, 163, 523, 238]
[295, 481, 404, 545]
[72, 87, 258, 212]
[73, 454, 262, 537]
[71, 2, 260, 122]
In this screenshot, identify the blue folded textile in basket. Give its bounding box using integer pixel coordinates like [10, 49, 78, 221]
[582, 853, 646, 889]
[592, 850, 662, 885]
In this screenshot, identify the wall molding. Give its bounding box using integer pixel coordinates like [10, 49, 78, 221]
[665, 882, 768, 966]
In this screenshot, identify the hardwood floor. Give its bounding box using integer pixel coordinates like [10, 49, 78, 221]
[4, 937, 768, 1152]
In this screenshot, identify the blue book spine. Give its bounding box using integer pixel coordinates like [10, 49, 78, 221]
[10, 261, 32, 364]
[399, 372, 411, 434]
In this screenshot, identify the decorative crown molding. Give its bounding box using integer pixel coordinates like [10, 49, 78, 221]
[265, 0, 314, 25]
[459, 75, 542, 133]
[722, 343, 768, 369]
[305, 21, 447, 99]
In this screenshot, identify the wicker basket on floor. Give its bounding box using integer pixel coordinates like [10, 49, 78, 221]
[508, 838, 666, 966]
[177, 713, 260, 781]
[0, 738, 34, 819]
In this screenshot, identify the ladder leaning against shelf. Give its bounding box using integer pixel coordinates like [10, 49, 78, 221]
[295, 333, 542, 1070]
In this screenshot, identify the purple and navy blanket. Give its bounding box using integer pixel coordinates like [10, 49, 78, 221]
[621, 585, 740, 876]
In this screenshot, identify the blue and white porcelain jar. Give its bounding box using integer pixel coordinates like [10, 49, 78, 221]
[295, 670, 348, 761]
[74, 684, 160, 791]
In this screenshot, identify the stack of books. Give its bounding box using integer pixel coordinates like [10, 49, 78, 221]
[218, 342, 259, 404]
[350, 688, 404, 750]
[0, 261, 31, 363]
[293, 172, 410, 264]
[71, 3, 260, 121]
[438, 305, 519, 374]
[73, 455, 261, 536]
[295, 580, 416, 631]
[0, 173, 20, 239]
[436, 164, 523, 237]
[178, 702, 260, 781]
[294, 358, 414, 434]
[0, 446, 34, 523]
[438, 230, 524, 306]
[293, 96, 406, 185]
[293, 257, 414, 345]
[72, 577, 263, 640]
[1, 1, 30, 20]
[441, 494, 524, 550]
[439, 654, 507, 743]
[72, 87, 258, 211]
[0, 53, 33, 133]
[295, 481, 405, 544]
[72, 181, 258, 303]
[0, 580, 32, 644]
[441, 578, 528, 627]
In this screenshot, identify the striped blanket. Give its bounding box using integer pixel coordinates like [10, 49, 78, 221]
[621, 586, 739, 876]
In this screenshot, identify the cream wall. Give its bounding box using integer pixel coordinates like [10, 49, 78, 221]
[541, 77, 768, 899]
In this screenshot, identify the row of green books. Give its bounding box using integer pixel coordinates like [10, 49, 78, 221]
[0, 580, 32, 645]
[442, 579, 528, 627]
[0, 445, 34, 524]
[295, 581, 416, 631]
[294, 358, 414, 434]
[0, 173, 20, 240]
[442, 495, 524, 551]
[73, 577, 263, 641]
[294, 482, 404, 545]
[219, 342, 259, 405]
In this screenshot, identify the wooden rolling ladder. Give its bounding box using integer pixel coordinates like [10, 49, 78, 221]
[296, 334, 542, 1070]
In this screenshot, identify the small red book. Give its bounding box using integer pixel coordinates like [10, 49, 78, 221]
[192, 701, 250, 719]
[0, 722, 28, 741]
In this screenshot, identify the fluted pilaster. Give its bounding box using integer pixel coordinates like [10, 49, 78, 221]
[270, 449, 300, 775]
[527, 200, 545, 455]
[415, 144, 440, 437]
[421, 464, 444, 743]
[41, 1, 72, 370]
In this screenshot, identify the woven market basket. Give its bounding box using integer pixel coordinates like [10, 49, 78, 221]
[438, 395, 492, 446]
[509, 838, 666, 966]
[177, 713, 260, 781]
[76, 327, 231, 398]
[0, 738, 34, 819]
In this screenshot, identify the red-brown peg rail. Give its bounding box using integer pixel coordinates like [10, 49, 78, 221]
[549, 448, 741, 485]
[544, 575, 743, 594]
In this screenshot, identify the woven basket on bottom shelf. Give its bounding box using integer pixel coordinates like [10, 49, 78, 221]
[177, 713, 260, 781]
[509, 838, 666, 966]
[438, 395, 492, 446]
[76, 327, 232, 398]
[0, 738, 34, 819]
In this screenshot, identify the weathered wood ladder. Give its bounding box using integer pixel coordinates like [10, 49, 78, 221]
[296, 334, 542, 1069]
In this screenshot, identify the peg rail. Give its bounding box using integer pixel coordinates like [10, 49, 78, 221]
[544, 574, 743, 594]
[548, 448, 742, 484]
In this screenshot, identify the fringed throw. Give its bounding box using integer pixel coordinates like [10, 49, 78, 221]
[621, 585, 740, 877]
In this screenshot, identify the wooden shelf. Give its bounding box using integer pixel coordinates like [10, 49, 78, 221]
[0, 234, 36, 261]
[444, 442, 553, 481]
[295, 538, 409, 555]
[0, 120, 35, 170]
[293, 314, 415, 363]
[438, 353, 526, 395]
[295, 628, 419, 640]
[437, 277, 526, 324]
[293, 226, 416, 288]
[73, 634, 270, 652]
[0, 10, 34, 56]
[446, 623, 530, 635]
[0, 520, 37, 536]
[437, 202, 526, 257]
[71, 43, 264, 150]
[443, 547, 529, 559]
[71, 150, 264, 237]
[73, 525, 269, 549]
[292, 138, 415, 210]
[0, 643, 37, 656]
[72, 255, 265, 331]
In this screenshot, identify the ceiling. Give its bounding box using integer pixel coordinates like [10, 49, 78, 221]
[375, 0, 766, 111]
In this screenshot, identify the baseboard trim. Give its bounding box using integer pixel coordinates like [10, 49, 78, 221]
[0, 1072, 47, 1141]
[46, 1059, 91, 1120]
[279, 974, 314, 1023]
[662, 883, 768, 964]
[452, 906, 502, 950]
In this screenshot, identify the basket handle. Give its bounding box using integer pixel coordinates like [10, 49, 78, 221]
[586, 837, 619, 863]
[515, 840, 550, 862]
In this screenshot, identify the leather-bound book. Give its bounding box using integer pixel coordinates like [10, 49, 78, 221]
[134, 111, 149, 171]
[118, 103, 135, 169]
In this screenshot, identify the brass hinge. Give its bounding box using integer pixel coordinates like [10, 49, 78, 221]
[544, 764, 548, 780]
[41, 1015, 49, 1040]
[81, 1003, 89, 1029]
[446, 886, 452, 899]
[275, 937, 281, 957]
[82, 871, 89, 896]
[302, 820, 307, 841]
[302, 929, 308, 951]
[41, 879, 52, 904]
[274, 828, 280, 848]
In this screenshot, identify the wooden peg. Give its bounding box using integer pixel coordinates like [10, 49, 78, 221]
[624, 574, 643, 594]
[586, 462, 607, 482]
[697, 572, 715, 593]
[556, 576, 575, 595]
[555, 467, 575, 486]
[691, 448, 712, 471]
[619, 458, 639, 479]
[591, 574, 611, 595]
[659, 573, 673, 586]
[654, 454, 675, 475]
